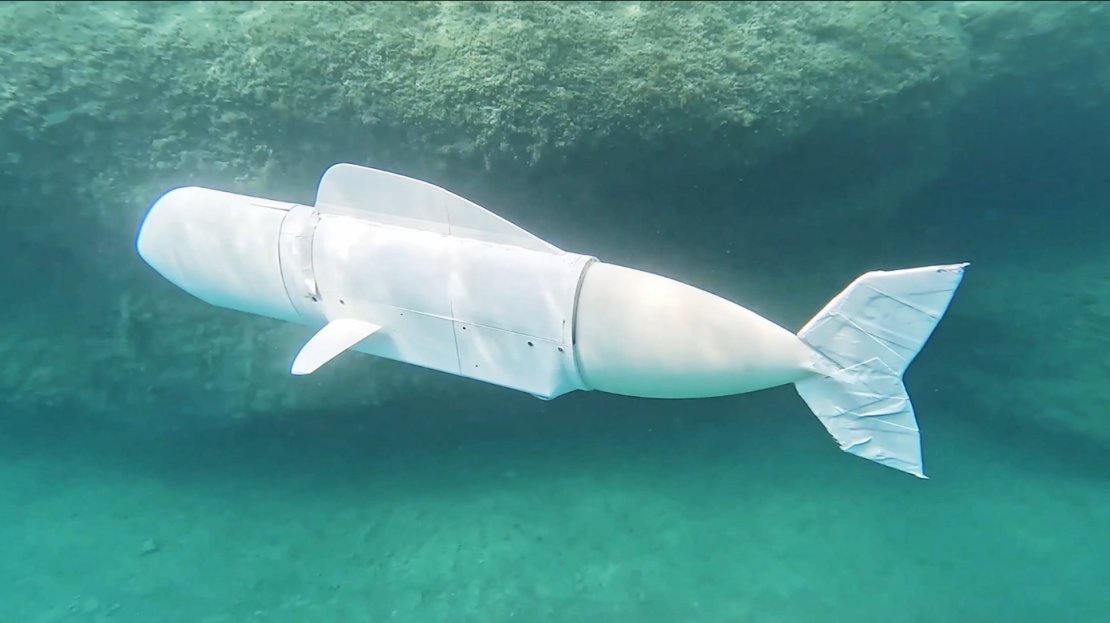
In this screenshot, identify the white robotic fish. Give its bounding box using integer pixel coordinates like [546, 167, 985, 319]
[136, 163, 967, 478]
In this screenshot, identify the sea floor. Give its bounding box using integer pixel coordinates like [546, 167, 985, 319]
[2, 368, 1107, 623]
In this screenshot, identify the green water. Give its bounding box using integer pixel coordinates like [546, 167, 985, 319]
[3, 357, 1108, 623]
[4, 1, 1110, 621]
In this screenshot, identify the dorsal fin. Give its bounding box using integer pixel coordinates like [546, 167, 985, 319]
[314, 163, 562, 254]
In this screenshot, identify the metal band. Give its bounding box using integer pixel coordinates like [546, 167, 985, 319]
[278, 205, 327, 326]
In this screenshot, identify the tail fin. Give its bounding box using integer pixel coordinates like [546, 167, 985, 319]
[794, 263, 969, 479]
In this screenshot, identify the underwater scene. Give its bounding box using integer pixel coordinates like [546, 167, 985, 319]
[2, 2, 1108, 622]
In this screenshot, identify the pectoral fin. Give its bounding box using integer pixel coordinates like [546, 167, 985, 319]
[291, 319, 382, 375]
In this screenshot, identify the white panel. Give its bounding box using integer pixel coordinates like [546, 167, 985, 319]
[314, 163, 562, 254]
[313, 216, 454, 317]
[311, 217, 461, 377]
[136, 186, 301, 324]
[347, 307, 460, 377]
[446, 243, 593, 344]
[453, 324, 585, 399]
[310, 213, 592, 396]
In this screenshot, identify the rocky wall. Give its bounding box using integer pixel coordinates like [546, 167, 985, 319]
[0, 1, 1105, 429]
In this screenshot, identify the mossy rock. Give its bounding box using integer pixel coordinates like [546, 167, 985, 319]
[1, 1, 1102, 423]
[1, 2, 969, 237]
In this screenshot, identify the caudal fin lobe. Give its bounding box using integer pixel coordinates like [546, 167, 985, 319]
[794, 263, 969, 478]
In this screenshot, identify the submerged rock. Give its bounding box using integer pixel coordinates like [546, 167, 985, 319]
[1, 2, 970, 245]
[0, 1, 1104, 425]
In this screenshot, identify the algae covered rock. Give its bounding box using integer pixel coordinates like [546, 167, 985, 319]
[957, 0, 1110, 98]
[1, 1, 971, 237]
[0, 1, 1098, 424]
[0, 1, 976, 421]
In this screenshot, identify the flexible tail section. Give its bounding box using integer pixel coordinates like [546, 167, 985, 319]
[794, 263, 969, 478]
